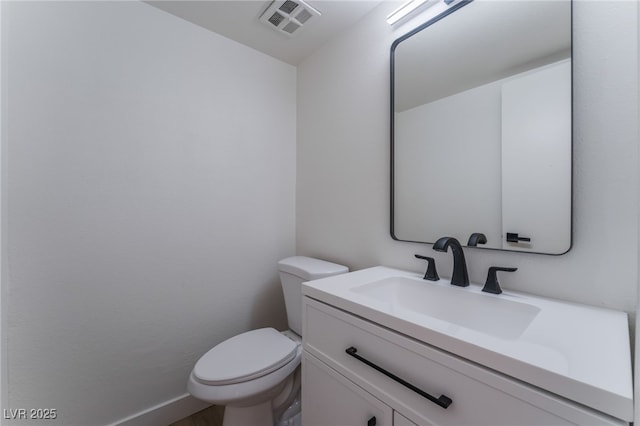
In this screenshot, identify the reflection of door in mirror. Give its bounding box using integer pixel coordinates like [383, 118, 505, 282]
[391, 0, 572, 255]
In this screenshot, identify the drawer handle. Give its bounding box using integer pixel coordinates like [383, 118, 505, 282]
[345, 346, 453, 409]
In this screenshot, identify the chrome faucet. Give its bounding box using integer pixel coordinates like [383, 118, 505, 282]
[433, 237, 469, 287]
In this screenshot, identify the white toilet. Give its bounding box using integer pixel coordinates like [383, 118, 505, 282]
[187, 256, 348, 426]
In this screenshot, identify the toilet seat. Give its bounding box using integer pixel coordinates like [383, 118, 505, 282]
[193, 328, 298, 385]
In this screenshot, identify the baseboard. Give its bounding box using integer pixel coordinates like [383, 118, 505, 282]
[109, 393, 212, 426]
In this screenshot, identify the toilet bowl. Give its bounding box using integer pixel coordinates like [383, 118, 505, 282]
[187, 256, 348, 426]
[188, 329, 302, 425]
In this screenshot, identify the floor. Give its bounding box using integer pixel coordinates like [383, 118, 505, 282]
[169, 405, 225, 426]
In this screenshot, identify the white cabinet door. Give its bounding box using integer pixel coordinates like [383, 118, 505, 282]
[302, 352, 393, 426]
[394, 412, 423, 426]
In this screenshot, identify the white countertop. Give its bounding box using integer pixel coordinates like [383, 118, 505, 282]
[302, 266, 633, 422]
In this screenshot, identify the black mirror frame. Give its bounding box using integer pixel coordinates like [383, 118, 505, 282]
[389, 0, 573, 255]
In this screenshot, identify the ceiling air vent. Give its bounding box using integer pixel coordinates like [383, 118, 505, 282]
[259, 0, 321, 37]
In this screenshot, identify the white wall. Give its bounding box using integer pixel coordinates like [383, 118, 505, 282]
[297, 1, 639, 313]
[0, 0, 5, 417]
[3, 2, 295, 425]
[635, 2, 640, 424]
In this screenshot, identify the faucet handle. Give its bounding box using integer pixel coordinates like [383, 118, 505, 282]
[467, 233, 487, 247]
[482, 266, 517, 294]
[415, 254, 439, 281]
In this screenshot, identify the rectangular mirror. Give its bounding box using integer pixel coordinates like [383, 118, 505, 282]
[391, 0, 572, 255]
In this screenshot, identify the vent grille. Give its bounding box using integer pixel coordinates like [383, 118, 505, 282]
[259, 0, 321, 37]
[282, 21, 301, 34]
[268, 12, 285, 27]
[295, 8, 312, 24]
[279, 0, 299, 14]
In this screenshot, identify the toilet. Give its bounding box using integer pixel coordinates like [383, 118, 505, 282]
[187, 256, 348, 426]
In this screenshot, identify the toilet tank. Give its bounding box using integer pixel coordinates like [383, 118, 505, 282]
[278, 256, 348, 335]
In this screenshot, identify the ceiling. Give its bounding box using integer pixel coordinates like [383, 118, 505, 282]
[146, 0, 387, 65]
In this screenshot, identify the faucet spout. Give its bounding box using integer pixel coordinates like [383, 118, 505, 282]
[433, 237, 469, 287]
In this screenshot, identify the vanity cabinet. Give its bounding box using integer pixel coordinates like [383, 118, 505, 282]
[302, 297, 626, 426]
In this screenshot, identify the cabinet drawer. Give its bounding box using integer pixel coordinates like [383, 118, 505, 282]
[303, 297, 624, 426]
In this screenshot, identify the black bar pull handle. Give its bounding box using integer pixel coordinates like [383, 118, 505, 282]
[506, 232, 531, 243]
[367, 416, 377, 426]
[345, 347, 452, 409]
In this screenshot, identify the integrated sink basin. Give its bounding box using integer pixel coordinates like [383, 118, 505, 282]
[351, 277, 540, 340]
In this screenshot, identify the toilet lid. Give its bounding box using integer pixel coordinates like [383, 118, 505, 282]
[193, 328, 298, 385]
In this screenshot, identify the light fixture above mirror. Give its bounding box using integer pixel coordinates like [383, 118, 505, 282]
[387, 0, 438, 25]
